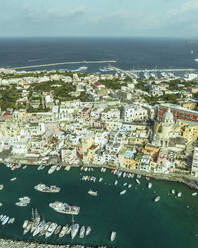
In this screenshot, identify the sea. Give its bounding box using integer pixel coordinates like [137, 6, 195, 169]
[0, 38, 198, 248]
[0, 165, 198, 248]
[0, 37, 198, 72]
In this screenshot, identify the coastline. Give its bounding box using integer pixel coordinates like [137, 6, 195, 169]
[2, 157, 198, 191]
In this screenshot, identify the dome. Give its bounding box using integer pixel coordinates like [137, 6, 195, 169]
[163, 108, 174, 124]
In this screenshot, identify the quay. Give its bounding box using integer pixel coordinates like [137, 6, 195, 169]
[11, 60, 117, 70]
[0, 239, 113, 248]
[109, 65, 198, 73]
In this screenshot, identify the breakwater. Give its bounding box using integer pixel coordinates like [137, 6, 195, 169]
[11, 60, 116, 70]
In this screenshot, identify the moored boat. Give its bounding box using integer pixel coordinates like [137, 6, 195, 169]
[148, 183, 152, 189]
[54, 225, 62, 235]
[71, 223, 79, 239]
[59, 225, 69, 238]
[192, 192, 197, 196]
[2, 216, 9, 225]
[85, 226, 91, 236]
[136, 179, 140, 184]
[79, 225, 85, 238]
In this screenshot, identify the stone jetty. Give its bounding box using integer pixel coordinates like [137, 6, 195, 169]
[0, 239, 112, 248]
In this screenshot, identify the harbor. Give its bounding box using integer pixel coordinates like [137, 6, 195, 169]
[0, 164, 198, 248]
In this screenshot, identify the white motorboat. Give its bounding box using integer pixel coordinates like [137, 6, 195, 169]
[177, 192, 182, 197]
[110, 231, 116, 241]
[114, 180, 118, 186]
[192, 192, 197, 196]
[88, 190, 98, 196]
[148, 183, 152, 189]
[120, 190, 126, 195]
[154, 196, 160, 202]
[136, 179, 140, 184]
[10, 177, 16, 181]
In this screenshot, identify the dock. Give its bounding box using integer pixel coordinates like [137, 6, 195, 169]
[11, 60, 117, 70]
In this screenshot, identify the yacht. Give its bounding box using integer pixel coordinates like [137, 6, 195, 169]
[110, 231, 116, 241]
[16, 202, 28, 207]
[86, 226, 91, 236]
[45, 222, 57, 238]
[88, 190, 98, 197]
[66, 225, 72, 235]
[71, 223, 79, 239]
[34, 184, 61, 193]
[23, 222, 32, 235]
[49, 201, 80, 215]
[79, 225, 85, 238]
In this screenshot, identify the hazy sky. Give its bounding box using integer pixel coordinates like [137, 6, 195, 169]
[0, 0, 197, 38]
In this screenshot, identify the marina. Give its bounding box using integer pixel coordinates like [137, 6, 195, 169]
[0, 164, 198, 248]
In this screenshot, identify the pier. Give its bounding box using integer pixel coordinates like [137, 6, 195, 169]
[11, 60, 117, 70]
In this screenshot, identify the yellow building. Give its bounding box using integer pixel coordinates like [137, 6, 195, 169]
[123, 157, 139, 170]
[178, 120, 198, 143]
[142, 144, 160, 162]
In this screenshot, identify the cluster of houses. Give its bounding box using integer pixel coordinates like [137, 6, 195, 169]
[1, 68, 198, 178]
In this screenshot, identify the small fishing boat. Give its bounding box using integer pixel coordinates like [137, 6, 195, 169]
[171, 189, 175, 194]
[154, 196, 160, 202]
[192, 192, 197, 196]
[10, 177, 16, 181]
[114, 180, 118, 186]
[177, 192, 182, 197]
[120, 190, 126, 195]
[136, 179, 140, 185]
[148, 183, 152, 189]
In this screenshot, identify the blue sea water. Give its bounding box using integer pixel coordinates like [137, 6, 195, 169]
[0, 165, 198, 248]
[0, 37, 198, 72]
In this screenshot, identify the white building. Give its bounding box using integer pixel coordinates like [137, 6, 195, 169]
[122, 105, 148, 122]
